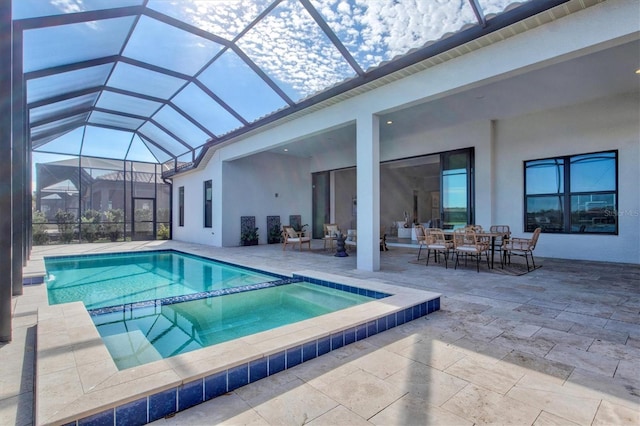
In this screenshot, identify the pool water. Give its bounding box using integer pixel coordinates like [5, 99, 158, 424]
[93, 282, 375, 369]
[45, 250, 280, 309]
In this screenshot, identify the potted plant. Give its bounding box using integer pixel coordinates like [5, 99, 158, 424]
[293, 223, 308, 235]
[268, 224, 282, 244]
[240, 227, 259, 246]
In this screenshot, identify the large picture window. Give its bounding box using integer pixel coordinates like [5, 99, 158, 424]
[178, 186, 184, 227]
[204, 180, 212, 228]
[524, 151, 617, 234]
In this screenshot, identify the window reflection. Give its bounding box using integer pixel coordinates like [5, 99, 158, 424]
[570, 194, 617, 233]
[570, 153, 616, 192]
[526, 196, 563, 233]
[524, 151, 617, 234]
[526, 159, 564, 194]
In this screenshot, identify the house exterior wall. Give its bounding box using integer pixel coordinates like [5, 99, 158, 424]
[173, 152, 311, 247]
[493, 93, 640, 263]
[170, 0, 639, 265]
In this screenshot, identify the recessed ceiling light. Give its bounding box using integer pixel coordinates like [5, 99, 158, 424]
[636, 68, 640, 74]
[386, 120, 393, 125]
[283, 148, 288, 152]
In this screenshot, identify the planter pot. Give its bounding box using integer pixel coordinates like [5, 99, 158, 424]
[242, 240, 258, 246]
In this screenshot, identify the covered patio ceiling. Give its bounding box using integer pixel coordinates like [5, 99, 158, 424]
[269, 38, 640, 159]
[15, 0, 570, 169]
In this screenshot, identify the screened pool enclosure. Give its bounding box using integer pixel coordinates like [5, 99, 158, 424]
[15, 0, 564, 245]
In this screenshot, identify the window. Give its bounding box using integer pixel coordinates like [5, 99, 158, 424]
[178, 186, 184, 226]
[524, 151, 617, 234]
[204, 180, 212, 228]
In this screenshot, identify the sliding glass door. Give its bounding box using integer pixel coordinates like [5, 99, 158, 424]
[440, 148, 474, 228]
[312, 171, 330, 239]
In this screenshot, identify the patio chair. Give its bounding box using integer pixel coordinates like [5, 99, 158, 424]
[282, 225, 311, 251]
[323, 223, 340, 250]
[453, 229, 490, 272]
[414, 224, 427, 260]
[501, 227, 541, 271]
[425, 228, 453, 268]
[344, 229, 357, 250]
[490, 225, 511, 259]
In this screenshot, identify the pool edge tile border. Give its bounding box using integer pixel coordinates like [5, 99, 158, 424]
[35, 272, 440, 426]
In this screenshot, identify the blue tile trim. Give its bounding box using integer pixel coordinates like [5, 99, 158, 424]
[78, 408, 114, 426]
[367, 320, 377, 337]
[317, 336, 331, 356]
[331, 332, 344, 350]
[88, 277, 302, 316]
[355, 324, 367, 341]
[268, 351, 285, 375]
[291, 274, 391, 299]
[344, 327, 356, 345]
[250, 358, 268, 383]
[204, 371, 227, 400]
[115, 397, 147, 426]
[377, 316, 388, 332]
[228, 364, 249, 391]
[302, 341, 317, 362]
[286, 345, 302, 368]
[178, 379, 204, 411]
[148, 388, 177, 422]
[23, 276, 44, 285]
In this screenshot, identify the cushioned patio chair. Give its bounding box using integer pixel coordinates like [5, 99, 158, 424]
[501, 227, 541, 271]
[490, 225, 511, 260]
[344, 229, 357, 250]
[282, 225, 311, 251]
[415, 224, 428, 260]
[453, 229, 490, 272]
[425, 228, 453, 268]
[323, 223, 340, 251]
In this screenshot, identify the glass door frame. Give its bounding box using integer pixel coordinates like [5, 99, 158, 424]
[131, 197, 156, 241]
[439, 147, 475, 227]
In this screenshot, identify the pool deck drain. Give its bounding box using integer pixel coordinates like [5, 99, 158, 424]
[35, 269, 440, 425]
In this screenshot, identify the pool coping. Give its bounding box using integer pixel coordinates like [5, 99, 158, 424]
[35, 269, 440, 425]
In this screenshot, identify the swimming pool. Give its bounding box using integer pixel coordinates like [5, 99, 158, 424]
[93, 282, 377, 369]
[35, 246, 442, 426]
[44, 250, 281, 309]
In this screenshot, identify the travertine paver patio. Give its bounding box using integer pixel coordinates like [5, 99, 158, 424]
[2, 240, 639, 425]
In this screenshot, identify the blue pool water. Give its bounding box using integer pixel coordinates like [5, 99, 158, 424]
[93, 282, 376, 369]
[45, 250, 281, 309]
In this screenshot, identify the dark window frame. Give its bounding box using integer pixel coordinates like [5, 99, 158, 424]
[178, 186, 184, 227]
[524, 150, 618, 235]
[204, 180, 212, 228]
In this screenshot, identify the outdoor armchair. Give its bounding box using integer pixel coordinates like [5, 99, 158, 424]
[323, 224, 340, 250]
[453, 229, 490, 272]
[424, 228, 453, 268]
[501, 227, 541, 271]
[282, 225, 311, 251]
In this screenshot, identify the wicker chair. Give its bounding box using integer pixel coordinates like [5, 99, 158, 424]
[282, 225, 311, 251]
[415, 224, 427, 260]
[425, 228, 453, 268]
[490, 225, 511, 261]
[322, 223, 340, 250]
[453, 229, 490, 272]
[502, 227, 541, 271]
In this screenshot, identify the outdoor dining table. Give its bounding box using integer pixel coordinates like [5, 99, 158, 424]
[442, 229, 509, 269]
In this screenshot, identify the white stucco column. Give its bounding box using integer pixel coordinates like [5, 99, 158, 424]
[356, 113, 380, 271]
[212, 151, 223, 247]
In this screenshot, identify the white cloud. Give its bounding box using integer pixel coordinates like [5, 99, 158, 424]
[148, 0, 521, 101]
